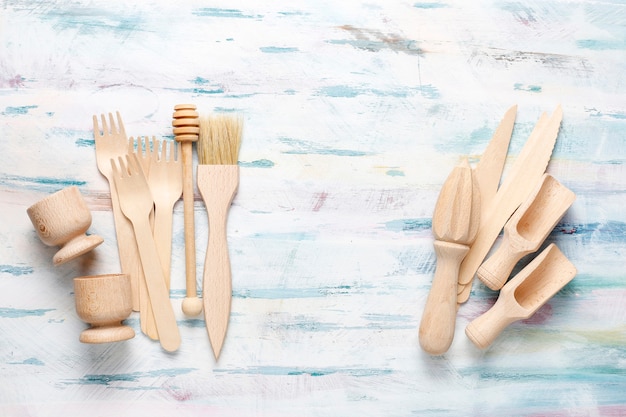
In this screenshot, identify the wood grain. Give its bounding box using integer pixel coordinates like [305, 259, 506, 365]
[477, 174, 576, 290]
[419, 159, 478, 355]
[197, 165, 239, 360]
[1, 1, 625, 415]
[466, 244, 577, 349]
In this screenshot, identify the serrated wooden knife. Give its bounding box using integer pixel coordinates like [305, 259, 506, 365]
[457, 105, 563, 303]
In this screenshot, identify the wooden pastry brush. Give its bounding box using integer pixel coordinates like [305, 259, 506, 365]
[197, 113, 242, 360]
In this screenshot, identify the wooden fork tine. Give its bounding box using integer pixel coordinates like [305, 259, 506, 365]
[128, 136, 143, 156]
[108, 111, 124, 136]
[115, 111, 126, 136]
[152, 136, 161, 162]
[169, 142, 181, 160]
[128, 136, 135, 155]
[92, 115, 101, 137]
[110, 156, 121, 178]
[164, 140, 172, 161]
[99, 114, 109, 135]
[128, 153, 143, 175]
[108, 113, 117, 135]
[168, 141, 178, 162]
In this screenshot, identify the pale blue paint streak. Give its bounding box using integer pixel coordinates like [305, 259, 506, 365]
[576, 39, 626, 50]
[260, 46, 299, 53]
[384, 218, 432, 232]
[62, 368, 196, 385]
[239, 159, 275, 168]
[8, 358, 45, 366]
[2, 105, 37, 115]
[0, 308, 54, 318]
[192, 8, 261, 19]
[215, 366, 394, 377]
[279, 137, 371, 157]
[0, 265, 34, 276]
[514, 83, 542, 93]
[0, 174, 86, 192]
[413, 3, 448, 8]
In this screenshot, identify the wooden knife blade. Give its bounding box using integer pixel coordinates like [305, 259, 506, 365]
[473, 105, 517, 219]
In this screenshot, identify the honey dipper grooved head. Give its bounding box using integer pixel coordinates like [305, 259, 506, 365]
[173, 104, 200, 143]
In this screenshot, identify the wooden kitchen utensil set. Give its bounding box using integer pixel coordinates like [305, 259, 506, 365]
[419, 105, 578, 355]
[24, 105, 242, 354]
[26, 104, 575, 357]
[92, 105, 242, 355]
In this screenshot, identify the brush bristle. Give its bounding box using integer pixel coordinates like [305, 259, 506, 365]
[198, 114, 243, 165]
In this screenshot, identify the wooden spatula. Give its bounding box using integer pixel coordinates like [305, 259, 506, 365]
[419, 158, 480, 355]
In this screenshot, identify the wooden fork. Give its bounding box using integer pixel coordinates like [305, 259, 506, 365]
[93, 112, 141, 311]
[148, 138, 183, 291]
[144, 138, 184, 338]
[111, 153, 181, 352]
[128, 135, 158, 339]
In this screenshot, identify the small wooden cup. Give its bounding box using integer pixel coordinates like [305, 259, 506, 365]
[27, 186, 104, 265]
[74, 273, 135, 344]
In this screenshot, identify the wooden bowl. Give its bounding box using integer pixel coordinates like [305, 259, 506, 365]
[73, 273, 135, 344]
[27, 186, 103, 265]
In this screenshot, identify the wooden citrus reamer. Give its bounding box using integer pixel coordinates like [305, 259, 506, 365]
[172, 104, 203, 316]
[419, 158, 480, 355]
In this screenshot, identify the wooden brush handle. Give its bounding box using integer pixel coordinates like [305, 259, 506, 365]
[419, 240, 469, 355]
[197, 165, 239, 359]
[465, 299, 518, 350]
[173, 104, 200, 314]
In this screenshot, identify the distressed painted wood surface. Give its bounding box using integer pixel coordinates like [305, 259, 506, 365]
[1, 1, 625, 416]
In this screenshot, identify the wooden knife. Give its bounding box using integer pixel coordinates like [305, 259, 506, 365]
[457, 105, 563, 303]
[457, 105, 516, 298]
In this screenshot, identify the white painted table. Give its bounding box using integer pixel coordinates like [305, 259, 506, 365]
[1, 1, 625, 415]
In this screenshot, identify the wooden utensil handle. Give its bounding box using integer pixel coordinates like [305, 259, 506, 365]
[476, 236, 530, 290]
[106, 177, 141, 311]
[153, 203, 175, 288]
[198, 165, 239, 359]
[419, 240, 469, 355]
[131, 217, 181, 352]
[465, 299, 517, 349]
[180, 143, 197, 297]
[204, 210, 233, 358]
[173, 104, 199, 305]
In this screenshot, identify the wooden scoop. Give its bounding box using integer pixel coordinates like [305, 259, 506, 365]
[466, 243, 576, 350]
[419, 158, 480, 355]
[477, 174, 575, 290]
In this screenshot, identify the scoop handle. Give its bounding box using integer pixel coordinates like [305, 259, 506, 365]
[419, 240, 469, 355]
[465, 299, 519, 349]
[476, 234, 531, 290]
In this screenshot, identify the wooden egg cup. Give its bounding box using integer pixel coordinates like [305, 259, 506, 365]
[74, 273, 135, 344]
[27, 186, 103, 265]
